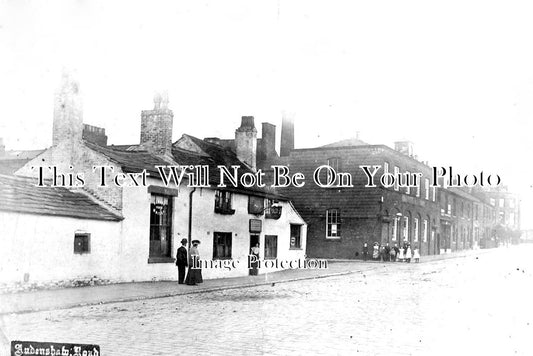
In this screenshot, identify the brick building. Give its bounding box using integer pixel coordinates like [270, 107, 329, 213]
[266, 117, 519, 259]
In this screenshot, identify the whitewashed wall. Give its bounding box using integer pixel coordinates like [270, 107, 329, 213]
[0, 211, 122, 284]
[2, 167, 307, 286]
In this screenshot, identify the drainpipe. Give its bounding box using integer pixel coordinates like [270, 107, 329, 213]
[188, 188, 196, 248]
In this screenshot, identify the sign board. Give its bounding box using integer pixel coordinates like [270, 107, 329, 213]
[249, 219, 262, 233]
[12, 341, 100, 356]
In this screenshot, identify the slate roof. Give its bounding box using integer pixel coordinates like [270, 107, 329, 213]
[172, 134, 288, 200]
[0, 174, 122, 221]
[85, 141, 174, 175]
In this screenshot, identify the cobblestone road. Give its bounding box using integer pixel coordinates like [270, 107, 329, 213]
[2, 246, 532, 355]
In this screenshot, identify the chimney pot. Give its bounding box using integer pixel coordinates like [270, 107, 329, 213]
[83, 124, 108, 146]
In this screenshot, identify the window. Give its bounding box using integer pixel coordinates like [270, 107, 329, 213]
[215, 190, 234, 214]
[461, 202, 464, 217]
[326, 209, 341, 238]
[424, 178, 430, 200]
[290, 224, 302, 248]
[384, 162, 389, 174]
[402, 216, 409, 241]
[432, 186, 436, 202]
[423, 219, 428, 243]
[74, 233, 90, 254]
[415, 177, 420, 197]
[490, 198, 495, 206]
[265, 235, 278, 259]
[392, 215, 398, 241]
[149, 194, 172, 258]
[414, 217, 419, 242]
[405, 171, 411, 194]
[509, 199, 515, 209]
[394, 166, 400, 191]
[499, 199, 504, 208]
[265, 199, 282, 219]
[510, 212, 515, 225]
[248, 196, 265, 215]
[213, 232, 232, 259]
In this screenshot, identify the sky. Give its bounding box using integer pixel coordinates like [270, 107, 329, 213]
[1, 0, 532, 227]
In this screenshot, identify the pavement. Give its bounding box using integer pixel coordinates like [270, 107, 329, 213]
[2, 245, 529, 355]
[0, 248, 489, 315]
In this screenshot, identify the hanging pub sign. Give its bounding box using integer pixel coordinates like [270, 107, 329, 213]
[249, 219, 262, 233]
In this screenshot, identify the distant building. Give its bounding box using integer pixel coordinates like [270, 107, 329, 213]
[267, 119, 518, 258]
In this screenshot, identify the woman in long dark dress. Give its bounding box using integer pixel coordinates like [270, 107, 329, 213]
[185, 240, 203, 285]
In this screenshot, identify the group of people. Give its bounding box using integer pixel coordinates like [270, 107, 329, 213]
[175, 238, 203, 285]
[362, 241, 420, 263]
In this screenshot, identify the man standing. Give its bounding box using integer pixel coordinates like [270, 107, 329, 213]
[362, 242, 369, 261]
[384, 242, 391, 262]
[176, 238, 188, 284]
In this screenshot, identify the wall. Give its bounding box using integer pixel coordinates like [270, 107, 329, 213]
[15, 141, 123, 210]
[279, 145, 440, 259]
[0, 211, 122, 286]
[102, 178, 307, 281]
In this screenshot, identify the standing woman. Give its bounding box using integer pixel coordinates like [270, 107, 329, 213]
[185, 240, 203, 285]
[250, 242, 260, 275]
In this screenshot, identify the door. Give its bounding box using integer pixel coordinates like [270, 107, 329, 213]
[249, 234, 260, 275]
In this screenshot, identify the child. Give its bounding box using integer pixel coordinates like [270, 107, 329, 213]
[398, 245, 405, 262]
[405, 244, 412, 263]
[413, 245, 420, 263]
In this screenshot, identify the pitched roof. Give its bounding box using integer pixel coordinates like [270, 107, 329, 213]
[172, 134, 288, 200]
[0, 174, 122, 221]
[85, 141, 175, 175]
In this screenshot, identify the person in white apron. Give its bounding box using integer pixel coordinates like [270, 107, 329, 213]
[405, 245, 412, 263]
[413, 246, 421, 263]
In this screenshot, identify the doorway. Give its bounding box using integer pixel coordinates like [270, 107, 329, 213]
[249, 234, 260, 276]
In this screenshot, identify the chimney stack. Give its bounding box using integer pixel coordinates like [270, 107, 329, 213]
[280, 111, 295, 157]
[140, 91, 173, 156]
[83, 124, 108, 146]
[394, 141, 414, 157]
[257, 122, 277, 162]
[52, 71, 83, 146]
[235, 116, 257, 170]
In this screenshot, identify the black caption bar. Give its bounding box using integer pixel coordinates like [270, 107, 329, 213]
[11, 340, 100, 356]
